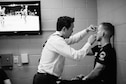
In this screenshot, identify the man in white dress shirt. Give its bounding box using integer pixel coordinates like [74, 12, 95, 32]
[33, 16, 96, 84]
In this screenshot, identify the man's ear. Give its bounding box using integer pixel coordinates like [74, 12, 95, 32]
[62, 27, 66, 32]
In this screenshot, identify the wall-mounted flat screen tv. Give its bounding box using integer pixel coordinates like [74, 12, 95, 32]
[0, 1, 42, 36]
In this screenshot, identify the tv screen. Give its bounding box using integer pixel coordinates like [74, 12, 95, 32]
[0, 1, 42, 36]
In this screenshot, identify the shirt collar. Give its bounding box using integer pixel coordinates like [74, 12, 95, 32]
[54, 31, 62, 35]
[52, 31, 65, 39]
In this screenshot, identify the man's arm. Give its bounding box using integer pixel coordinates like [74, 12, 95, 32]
[83, 62, 105, 80]
[66, 25, 96, 45]
[51, 34, 96, 60]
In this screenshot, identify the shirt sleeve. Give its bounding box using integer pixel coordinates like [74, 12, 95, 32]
[51, 38, 91, 60]
[96, 51, 108, 65]
[65, 29, 88, 45]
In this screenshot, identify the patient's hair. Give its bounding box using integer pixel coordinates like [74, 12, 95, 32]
[100, 22, 115, 38]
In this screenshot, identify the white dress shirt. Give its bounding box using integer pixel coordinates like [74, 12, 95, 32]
[38, 29, 91, 77]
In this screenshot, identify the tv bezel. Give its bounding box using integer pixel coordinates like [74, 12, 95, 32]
[0, 1, 42, 36]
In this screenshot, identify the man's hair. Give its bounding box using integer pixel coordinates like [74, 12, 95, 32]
[56, 16, 74, 31]
[100, 22, 115, 37]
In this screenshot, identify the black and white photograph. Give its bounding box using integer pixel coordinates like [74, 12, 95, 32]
[0, 0, 126, 84]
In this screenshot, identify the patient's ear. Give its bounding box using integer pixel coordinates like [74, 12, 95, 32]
[102, 31, 105, 37]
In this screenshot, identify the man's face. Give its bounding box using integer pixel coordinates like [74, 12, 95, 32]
[64, 23, 74, 38]
[96, 24, 104, 41]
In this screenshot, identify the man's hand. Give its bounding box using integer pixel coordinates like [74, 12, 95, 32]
[71, 74, 84, 80]
[82, 76, 88, 80]
[86, 25, 97, 32]
[88, 34, 96, 45]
